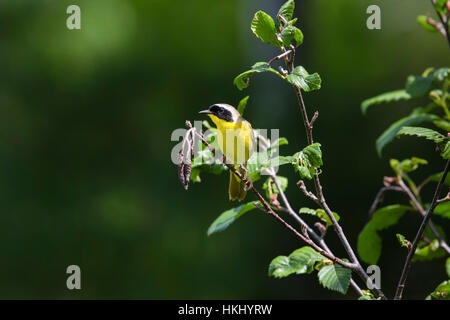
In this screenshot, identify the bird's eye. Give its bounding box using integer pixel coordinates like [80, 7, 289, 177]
[210, 105, 221, 114]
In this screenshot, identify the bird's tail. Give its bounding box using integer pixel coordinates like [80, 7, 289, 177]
[229, 166, 247, 201]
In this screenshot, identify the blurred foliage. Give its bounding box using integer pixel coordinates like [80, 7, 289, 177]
[0, 0, 449, 299]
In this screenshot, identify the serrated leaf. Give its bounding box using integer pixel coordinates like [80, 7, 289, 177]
[233, 62, 285, 90]
[280, 25, 303, 47]
[417, 15, 437, 32]
[277, 0, 295, 23]
[286, 66, 321, 92]
[292, 143, 323, 180]
[434, 201, 450, 219]
[397, 126, 446, 144]
[426, 280, 450, 300]
[251, 11, 280, 47]
[441, 141, 450, 159]
[357, 205, 410, 264]
[376, 114, 438, 157]
[317, 263, 352, 294]
[361, 90, 412, 115]
[207, 202, 257, 236]
[237, 96, 249, 116]
[268, 246, 324, 278]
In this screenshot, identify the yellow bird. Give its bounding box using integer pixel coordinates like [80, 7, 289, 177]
[199, 104, 255, 201]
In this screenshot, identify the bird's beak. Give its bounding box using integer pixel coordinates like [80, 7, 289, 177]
[199, 109, 212, 114]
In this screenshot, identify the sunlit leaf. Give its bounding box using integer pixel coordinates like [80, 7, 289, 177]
[234, 62, 285, 90]
[317, 263, 352, 294]
[207, 202, 258, 236]
[286, 66, 321, 92]
[251, 11, 281, 47]
[268, 246, 324, 278]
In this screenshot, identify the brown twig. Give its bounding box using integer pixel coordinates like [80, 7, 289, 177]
[368, 186, 403, 218]
[396, 179, 450, 255]
[394, 159, 450, 300]
[430, 0, 450, 47]
[190, 126, 356, 270]
[267, 50, 292, 67]
[270, 172, 364, 296]
[275, 46, 387, 299]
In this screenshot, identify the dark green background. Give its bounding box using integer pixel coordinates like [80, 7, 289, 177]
[0, 0, 448, 299]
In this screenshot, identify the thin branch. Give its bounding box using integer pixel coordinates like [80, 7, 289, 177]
[190, 126, 357, 271]
[368, 186, 403, 218]
[397, 179, 450, 256]
[267, 50, 292, 67]
[280, 50, 387, 299]
[430, 0, 450, 47]
[270, 172, 364, 297]
[394, 159, 450, 300]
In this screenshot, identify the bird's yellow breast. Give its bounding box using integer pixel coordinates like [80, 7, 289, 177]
[208, 115, 254, 165]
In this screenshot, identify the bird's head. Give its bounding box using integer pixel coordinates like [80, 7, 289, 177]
[199, 104, 241, 124]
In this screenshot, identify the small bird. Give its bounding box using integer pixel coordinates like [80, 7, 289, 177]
[199, 104, 255, 201]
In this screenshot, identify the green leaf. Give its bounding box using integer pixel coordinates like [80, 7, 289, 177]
[434, 201, 450, 219]
[277, 0, 295, 23]
[433, 0, 448, 14]
[299, 207, 340, 228]
[376, 114, 438, 157]
[396, 233, 411, 249]
[263, 176, 288, 198]
[251, 11, 280, 47]
[433, 119, 450, 131]
[433, 67, 450, 82]
[390, 157, 428, 174]
[299, 207, 317, 215]
[292, 143, 323, 180]
[361, 90, 411, 115]
[286, 66, 321, 92]
[426, 280, 450, 300]
[357, 205, 410, 264]
[397, 126, 446, 144]
[270, 137, 288, 148]
[405, 74, 434, 98]
[317, 263, 352, 294]
[427, 171, 450, 186]
[441, 141, 450, 160]
[413, 239, 446, 262]
[268, 246, 324, 278]
[303, 143, 323, 167]
[446, 257, 450, 278]
[233, 62, 285, 90]
[280, 25, 303, 47]
[237, 96, 249, 116]
[417, 15, 437, 32]
[207, 202, 257, 236]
